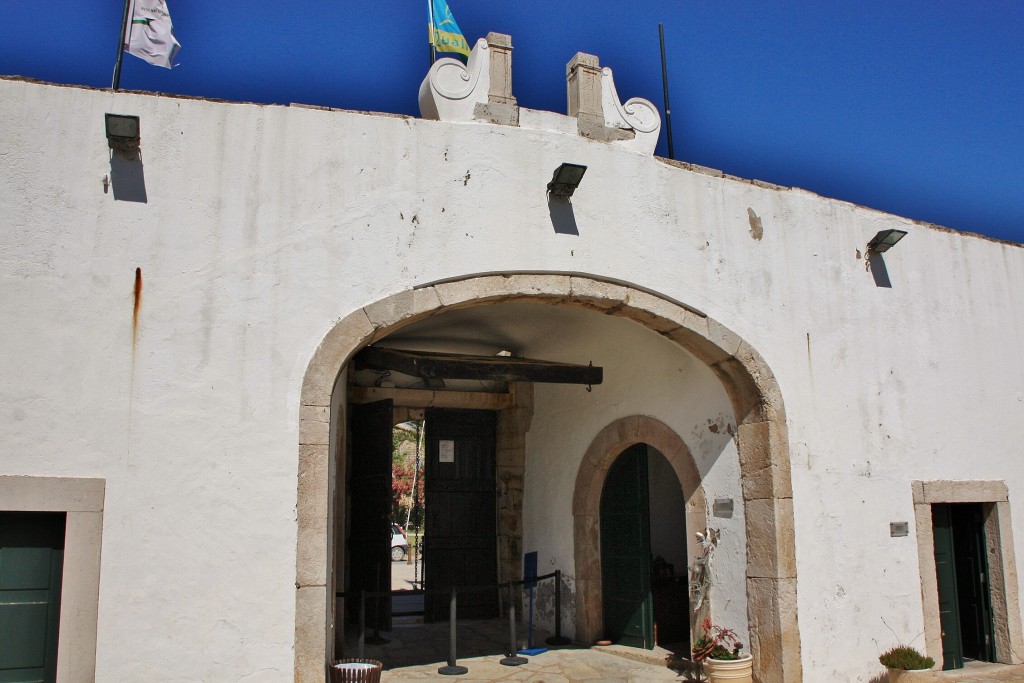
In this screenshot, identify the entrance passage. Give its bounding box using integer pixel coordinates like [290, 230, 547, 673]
[0, 511, 66, 683]
[933, 503, 995, 669]
[423, 408, 498, 621]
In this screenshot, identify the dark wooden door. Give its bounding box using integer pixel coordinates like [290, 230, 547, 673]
[0, 512, 66, 683]
[933, 504, 964, 670]
[951, 504, 994, 662]
[600, 444, 654, 649]
[348, 399, 393, 630]
[934, 502, 995, 669]
[423, 409, 498, 622]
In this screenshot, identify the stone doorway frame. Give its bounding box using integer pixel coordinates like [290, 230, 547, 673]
[912, 480, 1024, 666]
[571, 417, 707, 648]
[294, 273, 802, 683]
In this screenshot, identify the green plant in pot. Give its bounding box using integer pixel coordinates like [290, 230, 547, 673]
[692, 617, 753, 683]
[878, 645, 935, 682]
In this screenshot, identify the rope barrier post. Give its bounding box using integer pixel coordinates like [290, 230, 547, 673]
[358, 590, 366, 659]
[501, 581, 528, 666]
[438, 586, 467, 675]
[545, 570, 571, 646]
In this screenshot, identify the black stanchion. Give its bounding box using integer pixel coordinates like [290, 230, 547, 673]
[501, 582, 528, 666]
[545, 569, 572, 646]
[358, 590, 366, 659]
[438, 586, 468, 675]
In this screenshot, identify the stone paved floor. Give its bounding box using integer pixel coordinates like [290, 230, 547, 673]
[339, 617, 1024, 682]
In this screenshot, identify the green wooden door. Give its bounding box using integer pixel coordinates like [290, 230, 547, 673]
[0, 512, 66, 683]
[934, 503, 996, 670]
[933, 504, 964, 670]
[951, 504, 995, 662]
[600, 444, 654, 649]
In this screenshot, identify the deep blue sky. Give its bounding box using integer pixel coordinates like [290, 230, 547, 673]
[3, 2, 1022, 243]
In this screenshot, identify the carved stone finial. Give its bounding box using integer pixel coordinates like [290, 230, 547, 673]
[485, 32, 515, 106]
[565, 52, 662, 154]
[418, 34, 519, 126]
[566, 52, 603, 124]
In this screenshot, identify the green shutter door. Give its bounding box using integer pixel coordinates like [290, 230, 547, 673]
[933, 504, 964, 670]
[600, 444, 654, 649]
[0, 512, 66, 683]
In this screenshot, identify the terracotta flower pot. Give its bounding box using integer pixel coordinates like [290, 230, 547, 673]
[704, 653, 753, 683]
[886, 668, 932, 683]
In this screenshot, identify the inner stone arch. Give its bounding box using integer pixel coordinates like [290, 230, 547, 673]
[572, 416, 707, 648]
[294, 273, 801, 683]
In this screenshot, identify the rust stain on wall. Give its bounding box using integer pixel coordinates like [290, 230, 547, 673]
[133, 267, 142, 345]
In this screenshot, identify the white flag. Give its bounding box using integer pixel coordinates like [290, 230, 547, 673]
[124, 0, 181, 69]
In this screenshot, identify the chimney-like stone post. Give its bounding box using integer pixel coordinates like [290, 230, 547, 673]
[567, 52, 603, 128]
[486, 32, 516, 105]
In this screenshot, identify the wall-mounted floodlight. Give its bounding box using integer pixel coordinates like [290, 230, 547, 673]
[547, 163, 587, 198]
[105, 114, 140, 155]
[867, 229, 907, 253]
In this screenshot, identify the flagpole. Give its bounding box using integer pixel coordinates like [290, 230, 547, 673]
[428, 0, 437, 64]
[112, 0, 133, 90]
[659, 23, 675, 160]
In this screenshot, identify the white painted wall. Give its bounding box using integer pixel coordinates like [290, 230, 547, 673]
[2, 76, 1023, 681]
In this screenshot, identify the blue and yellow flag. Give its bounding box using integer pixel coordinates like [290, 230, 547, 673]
[429, 0, 471, 59]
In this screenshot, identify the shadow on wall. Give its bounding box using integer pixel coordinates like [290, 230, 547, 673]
[548, 196, 579, 235]
[869, 252, 892, 288]
[108, 153, 148, 203]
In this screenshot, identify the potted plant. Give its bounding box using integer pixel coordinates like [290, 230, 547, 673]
[878, 645, 934, 682]
[692, 616, 753, 683]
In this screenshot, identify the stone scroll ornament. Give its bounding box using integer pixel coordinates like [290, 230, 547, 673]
[689, 527, 720, 612]
[600, 67, 662, 154]
[418, 38, 491, 121]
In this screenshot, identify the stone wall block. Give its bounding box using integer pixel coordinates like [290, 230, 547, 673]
[737, 421, 793, 501]
[744, 497, 797, 580]
[747, 576, 802, 683]
[734, 341, 787, 423]
[294, 585, 328, 683]
[299, 404, 330, 446]
[362, 287, 442, 333]
[568, 277, 629, 311]
[302, 309, 375, 406]
[712, 357, 765, 424]
[296, 444, 330, 587]
[921, 479, 1008, 503]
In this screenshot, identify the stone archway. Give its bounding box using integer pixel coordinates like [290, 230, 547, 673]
[572, 416, 707, 649]
[294, 273, 802, 682]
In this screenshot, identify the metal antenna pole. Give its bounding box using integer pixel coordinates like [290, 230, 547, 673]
[659, 23, 675, 160]
[112, 0, 133, 90]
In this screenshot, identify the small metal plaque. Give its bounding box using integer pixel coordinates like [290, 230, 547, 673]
[713, 498, 734, 518]
[439, 440, 455, 463]
[890, 522, 909, 537]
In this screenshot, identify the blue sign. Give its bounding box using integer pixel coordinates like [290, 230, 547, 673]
[523, 551, 538, 589]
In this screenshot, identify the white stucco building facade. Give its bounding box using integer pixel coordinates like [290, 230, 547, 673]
[2, 34, 1022, 683]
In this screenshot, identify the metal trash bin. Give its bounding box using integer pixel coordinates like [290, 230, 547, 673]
[328, 659, 383, 683]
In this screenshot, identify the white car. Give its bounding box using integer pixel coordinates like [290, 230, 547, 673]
[391, 523, 409, 561]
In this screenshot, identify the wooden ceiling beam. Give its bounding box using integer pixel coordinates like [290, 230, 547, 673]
[349, 386, 514, 411]
[354, 346, 603, 385]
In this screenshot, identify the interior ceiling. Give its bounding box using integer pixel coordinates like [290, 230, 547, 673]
[375, 301, 601, 357]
